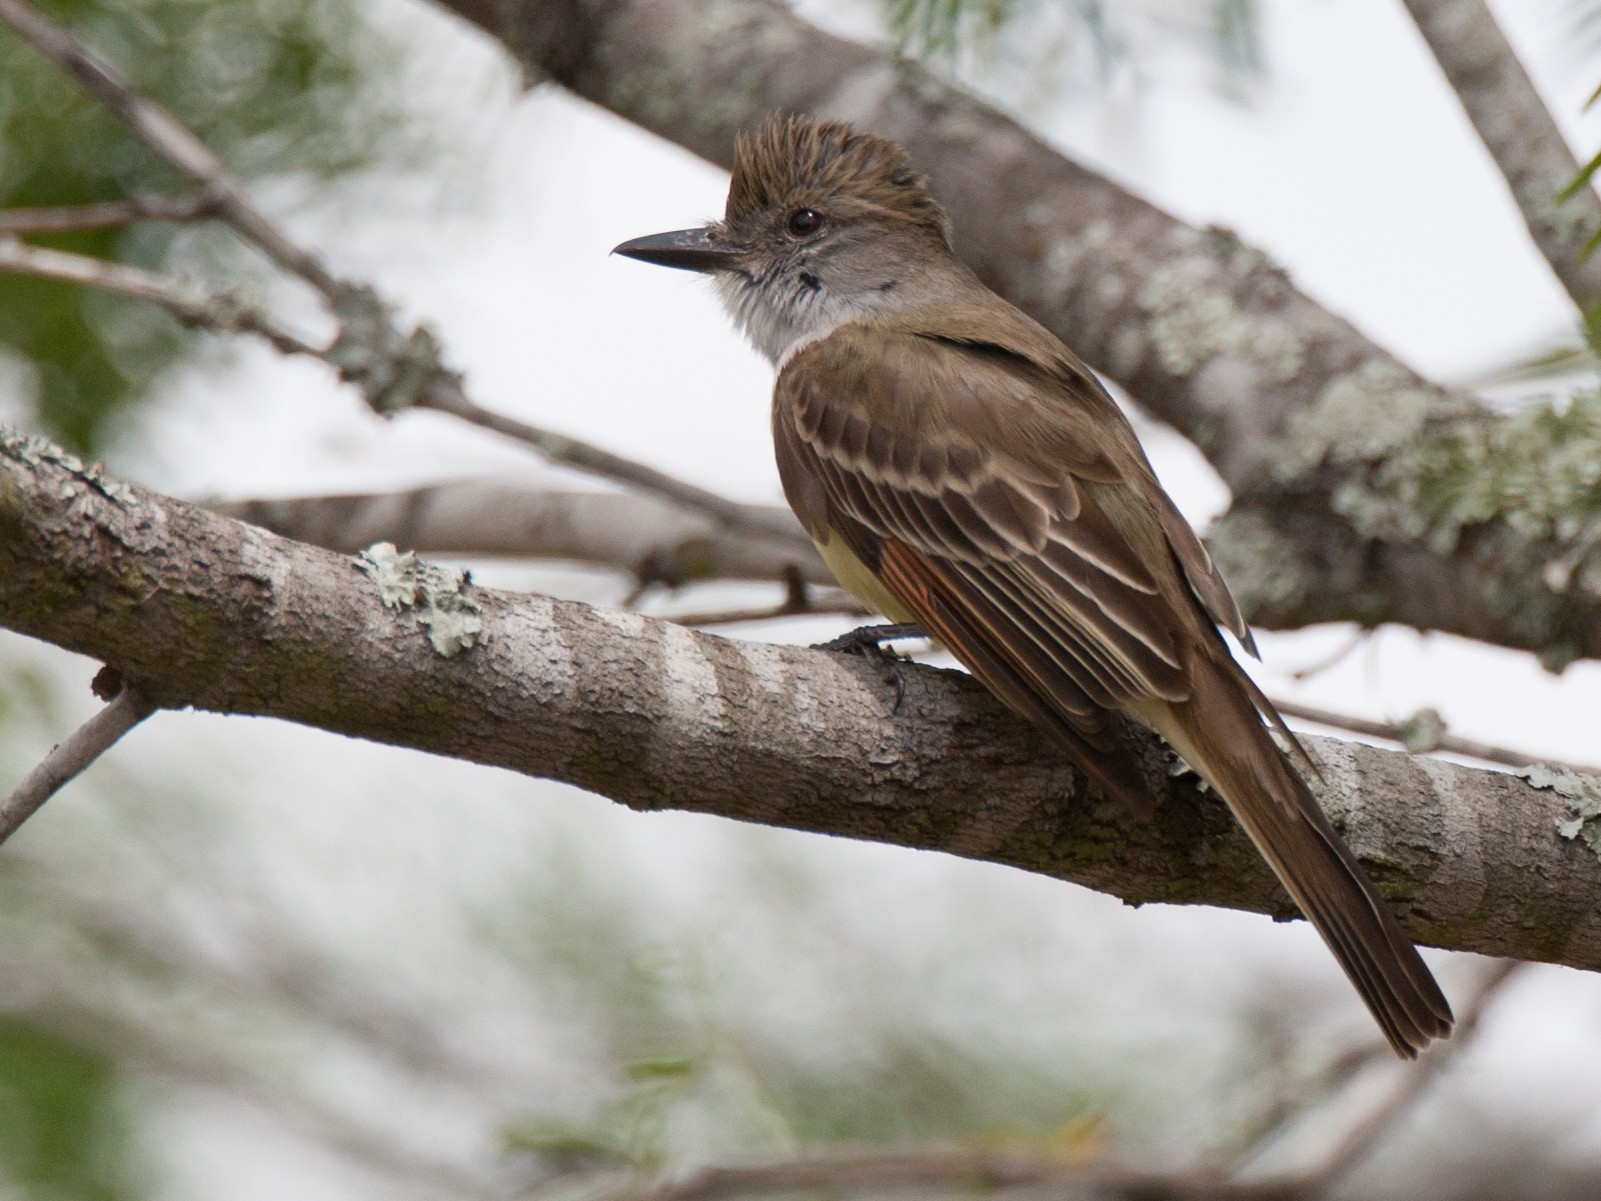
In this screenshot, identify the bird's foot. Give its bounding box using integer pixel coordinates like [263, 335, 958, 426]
[812, 622, 927, 655]
[812, 623, 927, 714]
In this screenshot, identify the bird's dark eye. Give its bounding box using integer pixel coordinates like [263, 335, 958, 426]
[787, 208, 823, 237]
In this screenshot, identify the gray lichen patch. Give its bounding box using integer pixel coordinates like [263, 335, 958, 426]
[1400, 388, 1601, 569]
[326, 285, 448, 416]
[1276, 360, 1435, 488]
[1526, 763, 1601, 861]
[1204, 507, 1313, 617]
[355, 541, 482, 657]
[1516, 174, 1593, 251]
[0, 425, 135, 504]
[1136, 259, 1304, 385]
[1275, 370, 1601, 607]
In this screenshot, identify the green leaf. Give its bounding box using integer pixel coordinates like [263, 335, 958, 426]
[1557, 145, 1601, 204]
[0, 1022, 143, 1201]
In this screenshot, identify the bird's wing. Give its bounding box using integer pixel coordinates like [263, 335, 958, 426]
[774, 322, 1216, 811]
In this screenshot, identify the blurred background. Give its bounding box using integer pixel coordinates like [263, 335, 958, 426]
[3, 0, 1601, 1197]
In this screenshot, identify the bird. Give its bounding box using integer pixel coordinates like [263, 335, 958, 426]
[614, 113, 1453, 1057]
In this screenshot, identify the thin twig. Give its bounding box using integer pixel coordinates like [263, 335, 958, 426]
[0, 0, 339, 295]
[1287, 628, 1369, 682]
[0, 681, 156, 845]
[0, 234, 323, 357]
[606, 1147, 1290, 1201]
[416, 382, 813, 547]
[1272, 697, 1601, 774]
[0, 193, 215, 234]
[667, 592, 868, 628]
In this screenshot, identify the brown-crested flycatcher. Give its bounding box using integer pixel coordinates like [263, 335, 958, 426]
[615, 114, 1453, 1057]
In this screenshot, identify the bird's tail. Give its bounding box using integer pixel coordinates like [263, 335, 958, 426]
[1134, 661, 1454, 1058]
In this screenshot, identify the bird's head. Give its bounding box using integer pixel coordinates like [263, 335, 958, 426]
[614, 114, 954, 363]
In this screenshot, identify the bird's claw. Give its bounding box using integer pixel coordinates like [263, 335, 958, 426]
[812, 623, 927, 714]
[812, 622, 927, 655]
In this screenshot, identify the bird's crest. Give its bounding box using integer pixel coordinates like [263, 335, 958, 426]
[727, 114, 951, 244]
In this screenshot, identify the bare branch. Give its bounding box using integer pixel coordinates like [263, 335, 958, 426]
[666, 569, 867, 627]
[1399, 0, 1601, 313]
[216, 483, 827, 586]
[3, 433, 1597, 971]
[413, 383, 814, 550]
[0, 193, 215, 234]
[0, 678, 155, 845]
[0, 233, 323, 357]
[0, 0, 811, 559]
[1272, 698, 1601, 775]
[606, 1147, 1288, 1201]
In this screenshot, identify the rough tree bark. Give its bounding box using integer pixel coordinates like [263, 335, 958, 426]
[5, 435, 1599, 972]
[427, 0, 1601, 670]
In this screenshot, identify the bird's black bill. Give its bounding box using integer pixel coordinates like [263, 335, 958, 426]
[612, 227, 741, 273]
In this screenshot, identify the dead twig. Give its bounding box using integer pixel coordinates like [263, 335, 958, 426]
[1273, 697, 1600, 775]
[0, 193, 216, 234]
[0, 234, 321, 357]
[0, 672, 156, 845]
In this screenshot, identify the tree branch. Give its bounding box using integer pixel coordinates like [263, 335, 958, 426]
[0, 0, 813, 560]
[4, 432, 1598, 971]
[0, 0, 341, 295]
[0, 193, 216, 234]
[606, 1147, 1291, 1201]
[0, 677, 156, 844]
[430, 0, 1601, 668]
[216, 483, 827, 587]
[1269, 699, 1600, 774]
[0, 233, 324, 357]
[1399, 0, 1601, 314]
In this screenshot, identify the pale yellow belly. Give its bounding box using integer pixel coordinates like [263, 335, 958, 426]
[816, 531, 919, 624]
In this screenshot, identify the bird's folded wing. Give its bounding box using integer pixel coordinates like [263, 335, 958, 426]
[778, 326, 1209, 694]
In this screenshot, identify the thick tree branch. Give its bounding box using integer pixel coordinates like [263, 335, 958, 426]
[221, 484, 1581, 768]
[1399, 0, 1601, 314]
[216, 482, 828, 587]
[431, 0, 1601, 668]
[5, 432, 1599, 972]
